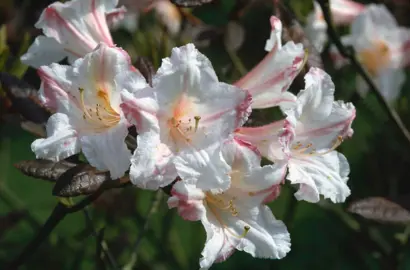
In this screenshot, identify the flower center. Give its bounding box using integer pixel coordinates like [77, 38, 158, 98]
[358, 40, 391, 76]
[79, 88, 120, 131]
[291, 135, 343, 156]
[205, 192, 250, 239]
[167, 95, 202, 149]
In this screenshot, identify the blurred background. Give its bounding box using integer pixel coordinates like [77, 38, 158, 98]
[2, 0, 410, 269]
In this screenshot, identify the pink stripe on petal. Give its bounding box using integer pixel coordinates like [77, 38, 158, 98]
[234, 46, 279, 88]
[44, 7, 96, 51]
[91, 0, 114, 45]
[233, 137, 261, 157]
[298, 108, 356, 138]
[37, 68, 69, 110]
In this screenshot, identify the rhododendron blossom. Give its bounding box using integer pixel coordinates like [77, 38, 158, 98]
[236, 68, 355, 203]
[21, 0, 126, 68]
[306, 0, 364, 52]
[31, 43, 132, 179]
[234, 16, 305, 109]
[121, 43, 252, 191]
[168, 139, 289, 269]
[331, 4, 410, 102]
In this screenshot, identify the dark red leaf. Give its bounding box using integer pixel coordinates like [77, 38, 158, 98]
[348, 197, 410, 224]
[170, 0, 214, 7]
[52, 163, 127, 197]
[133, 56, 155, 87]
[14, 159, 78, 182]
[0, 72, 50, 124]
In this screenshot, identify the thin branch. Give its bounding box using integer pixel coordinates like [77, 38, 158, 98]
[5, 203, 67, 270]
[5, 185, 110, 269]
[123, 190, 164, 270]
[316, 0, 410, 147]
[83, 208, 118, 270]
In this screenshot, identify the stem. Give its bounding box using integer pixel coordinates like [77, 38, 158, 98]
[83, 208, 118, 269]
[316, 0, 410, 147]
[226, 48, 247, 77]
[6, 186, 109, 269]
[123, 190, 164, 270]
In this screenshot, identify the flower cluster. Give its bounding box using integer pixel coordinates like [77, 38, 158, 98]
[23, 0, 356, 268]
[305, 1, 410, 103]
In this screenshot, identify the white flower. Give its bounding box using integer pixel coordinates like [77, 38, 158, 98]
[21, 0, 126, 68]
[120, 43, 252, 191]
[168, 139, 289, 269]
[305, 0, 364, 52]
[236, 68, 355, 203]
[234, 16, 305, 109]
[331, 4, 410, 103]
[31, 43, 135, 179]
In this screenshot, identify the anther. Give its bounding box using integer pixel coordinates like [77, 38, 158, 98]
[194, 116, 201, 132]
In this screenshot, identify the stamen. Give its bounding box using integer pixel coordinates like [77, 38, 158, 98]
[296, 136, 343, 157]
[194, 116, 201, 132]
[206, 201, 250, 239]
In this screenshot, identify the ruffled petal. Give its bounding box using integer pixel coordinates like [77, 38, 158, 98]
[31, 113, 80, 161]
[236, 205, 290, 259]
[154, 43, 251, 143]
[199, 213, 235, 270]
[168, 181, 206, 221]
[129, 131, 177, 190]
[37, 63, 77, 112]
[174, 143, 231, 193]
[235, 119, 292, 161]
[289, 67, 335, 120]
[288, 151, 351, 203]
[80, 118, 131, 179]
[293, 100, 356, 151]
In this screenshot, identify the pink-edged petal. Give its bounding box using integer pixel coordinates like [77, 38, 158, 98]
[240, 162, 287, 200]
[37, 63, 78, 112]
[120, 89, 158, 131]
[154, 43, 251, 150]
[129, 131, 177, 190]
[288, 151, 350, 203]
[235, 119, 292, 162]
[199, 213, 236, 270]
[288, 67, 335, 120]
[222, 138, 261, 174]
[35, 0, 116, 61]
[21, 36, 66, 68]
[31, 113, 80, 161]
[293, 100, 355, 150]
[168, 181, 206, 221]
[106, 6, 127, 27]
[264, 16, 283, 52]
[235, 41, 305, 109]
[174, 143, 231, 193]
[80, 118, 131, 179]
